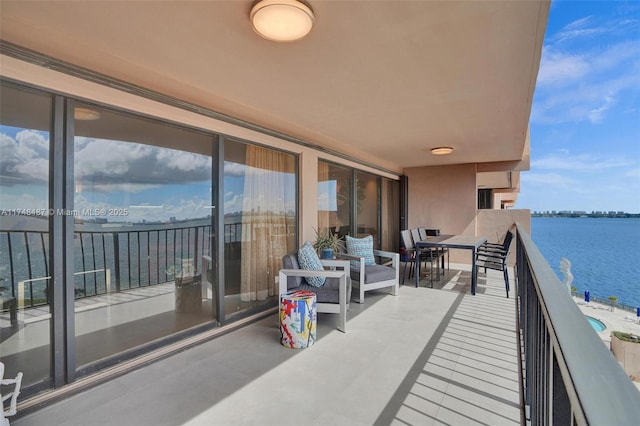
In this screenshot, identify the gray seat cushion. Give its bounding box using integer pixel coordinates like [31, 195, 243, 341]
[282, 252, 350, 304]
[282, 253, 304, 289]
[351, 264, 395, 283]
[292, 277, 344, 304]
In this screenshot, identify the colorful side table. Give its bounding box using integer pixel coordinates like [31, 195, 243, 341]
[280, 290, 317, 349]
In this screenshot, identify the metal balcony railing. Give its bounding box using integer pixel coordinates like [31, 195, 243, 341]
[515, 222, 640, 424]
[0, 219, 296, 310]
[0, 224, 216, 308]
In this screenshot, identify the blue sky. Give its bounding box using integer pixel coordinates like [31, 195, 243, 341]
[517, 0, 640, 213]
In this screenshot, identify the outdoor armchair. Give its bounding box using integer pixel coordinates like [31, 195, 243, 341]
[340, 245, 399, 304]
[279, 252, 351, 333]
[1, 361, 23, 426]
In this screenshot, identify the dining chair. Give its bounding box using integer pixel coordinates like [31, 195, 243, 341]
[408, 228, 440, 286]
[420, 227, 449, 271]
[400, 230, 416, 284]
[475, 231, 514, 297]
[481, 231, 513, 253]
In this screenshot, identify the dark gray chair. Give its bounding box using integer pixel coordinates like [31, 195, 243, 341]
[409, 228, 442, 286]
[475, 231, 514, 297]
[421, 227, 449, 271]
[481, 231, 514, 253]
[399, 230, 416, 284]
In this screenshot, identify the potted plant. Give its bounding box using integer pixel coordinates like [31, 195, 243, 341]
[608, 295, 618, 312]
[313, 228, 344, 259]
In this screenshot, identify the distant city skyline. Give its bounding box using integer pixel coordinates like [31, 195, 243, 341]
[517, 1, 640, 213]
[531, 210, 639, 218]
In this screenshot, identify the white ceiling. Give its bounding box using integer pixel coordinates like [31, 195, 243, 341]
[0, 0, 549, 172]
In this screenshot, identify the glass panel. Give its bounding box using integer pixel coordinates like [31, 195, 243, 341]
[381, 178, 400, 252]
[0, 84, 52, 387]
[318, 161, 352, 239]
[224, 140, 296, 319]
[355, 171, 379, 245]
[73, 104, 215, 370]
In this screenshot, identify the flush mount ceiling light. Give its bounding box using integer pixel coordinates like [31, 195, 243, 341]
[431, 147, 454, 155]
[74, 107, 101, 121]
[250, 0, 315, 42]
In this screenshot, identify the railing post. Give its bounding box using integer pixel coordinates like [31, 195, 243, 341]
[113, 232, 121, 292]
[194, 227, 199, 274]
[17, 280, 26, 309]
[105, 269, 111, 293]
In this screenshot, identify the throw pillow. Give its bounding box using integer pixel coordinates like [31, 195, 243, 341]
[346, 235, 376, 268]
[297, 241, 326, 288]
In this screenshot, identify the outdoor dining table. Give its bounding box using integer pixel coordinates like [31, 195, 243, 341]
[415, 235, 488, 295]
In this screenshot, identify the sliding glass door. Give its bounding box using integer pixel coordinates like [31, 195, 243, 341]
[318, 161, 353, 238]
[355, 171, 380, 241]
[0, 83, 53, 388]
[72, 103, 216, 370]
[318, 161, 400, 252]
[223, 140, 297, 320]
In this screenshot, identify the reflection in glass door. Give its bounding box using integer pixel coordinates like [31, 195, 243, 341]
[72, 104, 216, 370]
[356, 171, 380, 246]
[0, 83, 53, 388]
[318, 161, 353, 238]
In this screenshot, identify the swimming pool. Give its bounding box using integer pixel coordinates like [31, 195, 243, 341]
[586, 316, 606, 332]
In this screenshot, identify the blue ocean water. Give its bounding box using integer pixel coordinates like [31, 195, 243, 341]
[531, 217, 640, 308]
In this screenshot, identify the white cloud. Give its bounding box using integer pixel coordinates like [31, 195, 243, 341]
[74, 137, 211, 190]
[536, 48, 589, 87]
[0, 188, 48, 211]
[224, 162, 245, 177]
[532, 153, 633, 172]
[224, 193, 243, 213]
[0, 130, 50, 184]
[533, 20, 640, 125]
[550, 16, 606, 44]
[156, 149, 210, 172]
[521, 172, 579, 189]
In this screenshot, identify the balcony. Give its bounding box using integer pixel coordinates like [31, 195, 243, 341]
[1, 2, 639, 423]
[7, 224, 640, 425]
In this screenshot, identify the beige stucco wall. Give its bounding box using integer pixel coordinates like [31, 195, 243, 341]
[405, 164, 478, 263]
[405, 164, 530, 265]
[611, 334, 640, 381]
[477, 209, 531, 266]
[477, 209, 530, 245]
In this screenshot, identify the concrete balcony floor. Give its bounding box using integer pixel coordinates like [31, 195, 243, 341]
[13, 264, 520, 426]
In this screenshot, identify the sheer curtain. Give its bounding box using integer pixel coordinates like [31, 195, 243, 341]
[240, 145, 293, 301]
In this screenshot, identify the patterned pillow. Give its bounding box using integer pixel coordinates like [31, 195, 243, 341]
[297, 241, 326, 288]
[346, 235, 376, 268]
